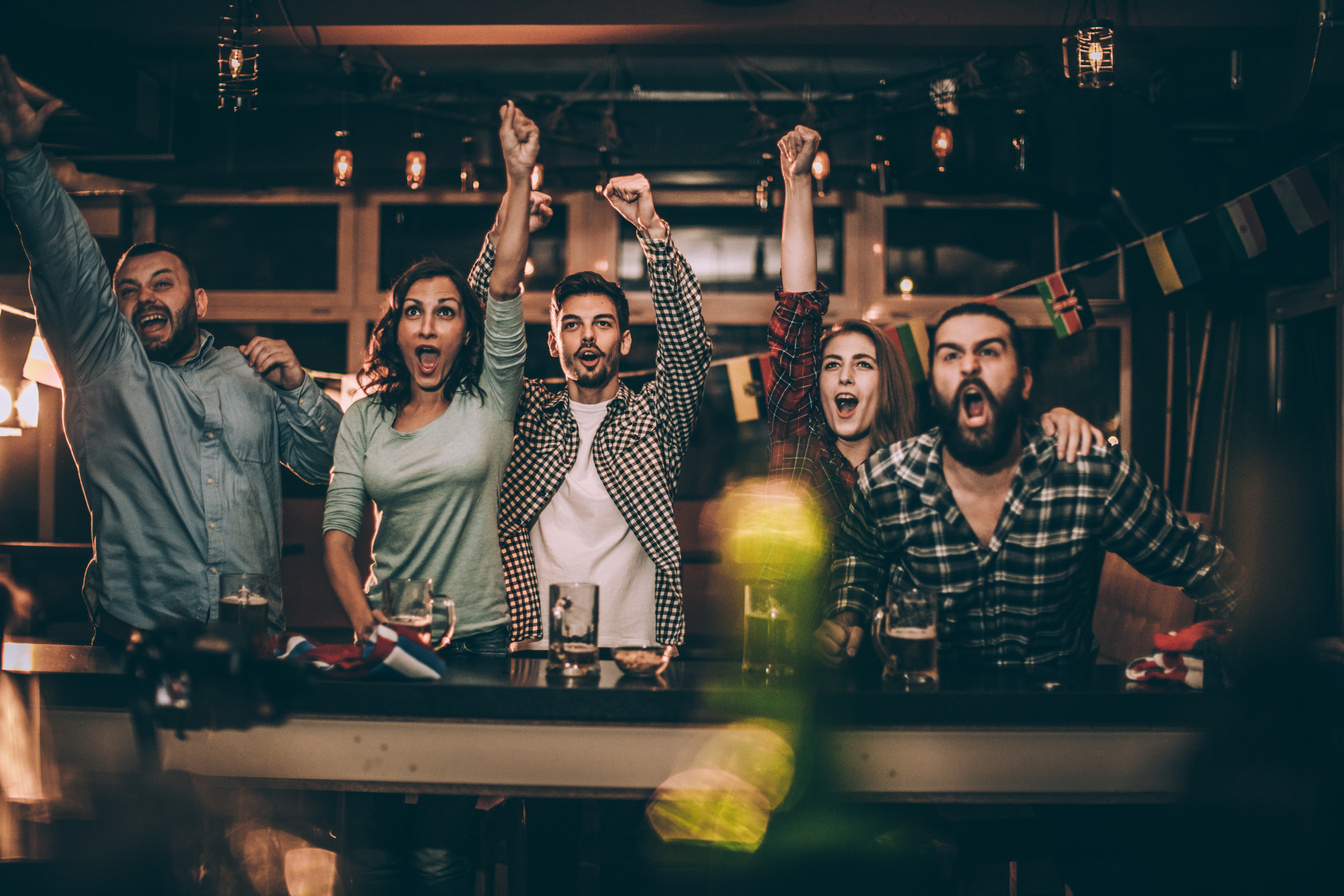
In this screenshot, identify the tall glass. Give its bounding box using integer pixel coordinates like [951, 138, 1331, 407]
[742, 583, 795, 676]
[547, 582, 599, 677]
[871, 587, 939, 687]
[219, 573, 270, 651]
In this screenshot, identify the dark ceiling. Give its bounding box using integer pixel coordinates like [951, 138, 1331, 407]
[5, 0, 1344, 236]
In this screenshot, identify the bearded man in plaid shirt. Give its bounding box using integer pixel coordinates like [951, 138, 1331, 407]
[469, 174, 711, 650]
[819, 302, 1240, 666]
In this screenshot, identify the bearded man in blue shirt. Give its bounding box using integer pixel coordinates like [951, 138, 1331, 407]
[0, 57, 341, 645]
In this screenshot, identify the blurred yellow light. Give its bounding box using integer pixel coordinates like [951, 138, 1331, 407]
[228, 47, 243, 77]
[899, 277, 914, 294]
[530, 164, 544, 190]
[524, 258, 535, 277]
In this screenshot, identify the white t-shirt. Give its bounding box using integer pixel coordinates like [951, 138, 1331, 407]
[523, 398, 657, 648]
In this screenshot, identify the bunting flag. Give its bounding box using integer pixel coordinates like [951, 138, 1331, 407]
[1215, 195, 1267, 261]
[1036, 272, 1094, 338]
[23, 331, 62, 388]
[725, 355, 767, 423]
[884, 320, 929, 386]
[1270, 166, 1330, 235]
[1143, 228, 1203, 295]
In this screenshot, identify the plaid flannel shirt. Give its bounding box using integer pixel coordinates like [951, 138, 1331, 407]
[470, 226, 711, 645]
[766, 283, 857, 528]
[828, 423, 1241, 664]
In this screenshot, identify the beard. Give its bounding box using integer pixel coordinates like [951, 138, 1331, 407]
[138, 300, 200, 364]
[932, 372, 1028, 467]
[561, 346, 618, 390]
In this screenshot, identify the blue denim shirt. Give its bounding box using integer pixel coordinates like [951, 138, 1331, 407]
[2, 145, 342, 632]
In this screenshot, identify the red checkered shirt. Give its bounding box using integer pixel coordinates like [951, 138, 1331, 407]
[767, 284, 857, 529]
[470, 226, 711, 645]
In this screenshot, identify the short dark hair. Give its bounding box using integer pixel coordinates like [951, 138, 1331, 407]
[359, 257, 485, 410]
[550, 271, 630, 332]
[114, 242, 200, 295]
[929, 302, 1025, 367]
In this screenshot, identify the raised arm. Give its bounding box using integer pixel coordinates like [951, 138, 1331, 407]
[605, 174, 711, 468]
[0, 56, 128, 383]
[0, 56, 62, 163]
[779, 125, 820, 292]
[489, 101, 541, 302]
[768, 126, 830, 444]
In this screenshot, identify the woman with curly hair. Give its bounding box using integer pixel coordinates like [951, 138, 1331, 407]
[322, 101, 544, 656]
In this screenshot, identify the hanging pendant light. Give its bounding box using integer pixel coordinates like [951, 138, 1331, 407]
[811, 149, 831, 196]
[217, 0, 259, 110]
[1074, 19, 1115, 88]
[333, 130, 353, 188]
[406, 132, 427, 190]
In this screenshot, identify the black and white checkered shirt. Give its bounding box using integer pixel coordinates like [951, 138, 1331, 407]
[470, 226, 711, 645]
[828, 423, 1241, 664]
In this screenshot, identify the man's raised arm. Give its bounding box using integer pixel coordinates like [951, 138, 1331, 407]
[0, 55, 125, 382]
[603, 174, 711, 464]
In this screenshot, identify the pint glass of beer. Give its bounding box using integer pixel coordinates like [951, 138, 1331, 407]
[871, 587, 939, 687]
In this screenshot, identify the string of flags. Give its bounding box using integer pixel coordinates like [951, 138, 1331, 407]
[1003, 154, 1333, 338]
[3, 152, 1334, 429]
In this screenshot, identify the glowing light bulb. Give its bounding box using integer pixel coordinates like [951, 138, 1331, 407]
[899, 277, 914, 295]
[16, 380, 38, 428]
[333, 132, 353, 187]
[932, 124, 953, 172]
[229, 47, 243, 77]
[531, 164, 544, 191]
[406, 150, 426, 190]
[811, 150, 831, 181]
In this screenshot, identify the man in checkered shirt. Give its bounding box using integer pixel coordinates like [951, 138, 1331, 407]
[819, 302, 1240, 666]
[470, 174, 711, 649]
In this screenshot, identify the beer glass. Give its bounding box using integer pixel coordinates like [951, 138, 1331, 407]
[742, 583, 795, 676]
[381, 578, 434, 647]
[218, 573, 270, 651]
[871, 586, 939, 687]
[547, 582, 600, 677]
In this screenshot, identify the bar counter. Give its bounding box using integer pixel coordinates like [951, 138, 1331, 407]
[4, 641, 1229, 803]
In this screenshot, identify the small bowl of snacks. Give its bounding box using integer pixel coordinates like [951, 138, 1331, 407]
[613, 644, 674, 677]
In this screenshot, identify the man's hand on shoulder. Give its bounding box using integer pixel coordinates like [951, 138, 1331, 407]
[814, 610, 864, 667]
[603, 174, 667, 240]
[239, 337, 305, 391]
[0, 56, 62, 161]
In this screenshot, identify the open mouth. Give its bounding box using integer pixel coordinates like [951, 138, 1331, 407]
[577, 347, 602, 365]
[414, 345, 440, 375]
[135, 308, 170, 335]
[834, 392, 859, 417]
[960, 384, 988, 427]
